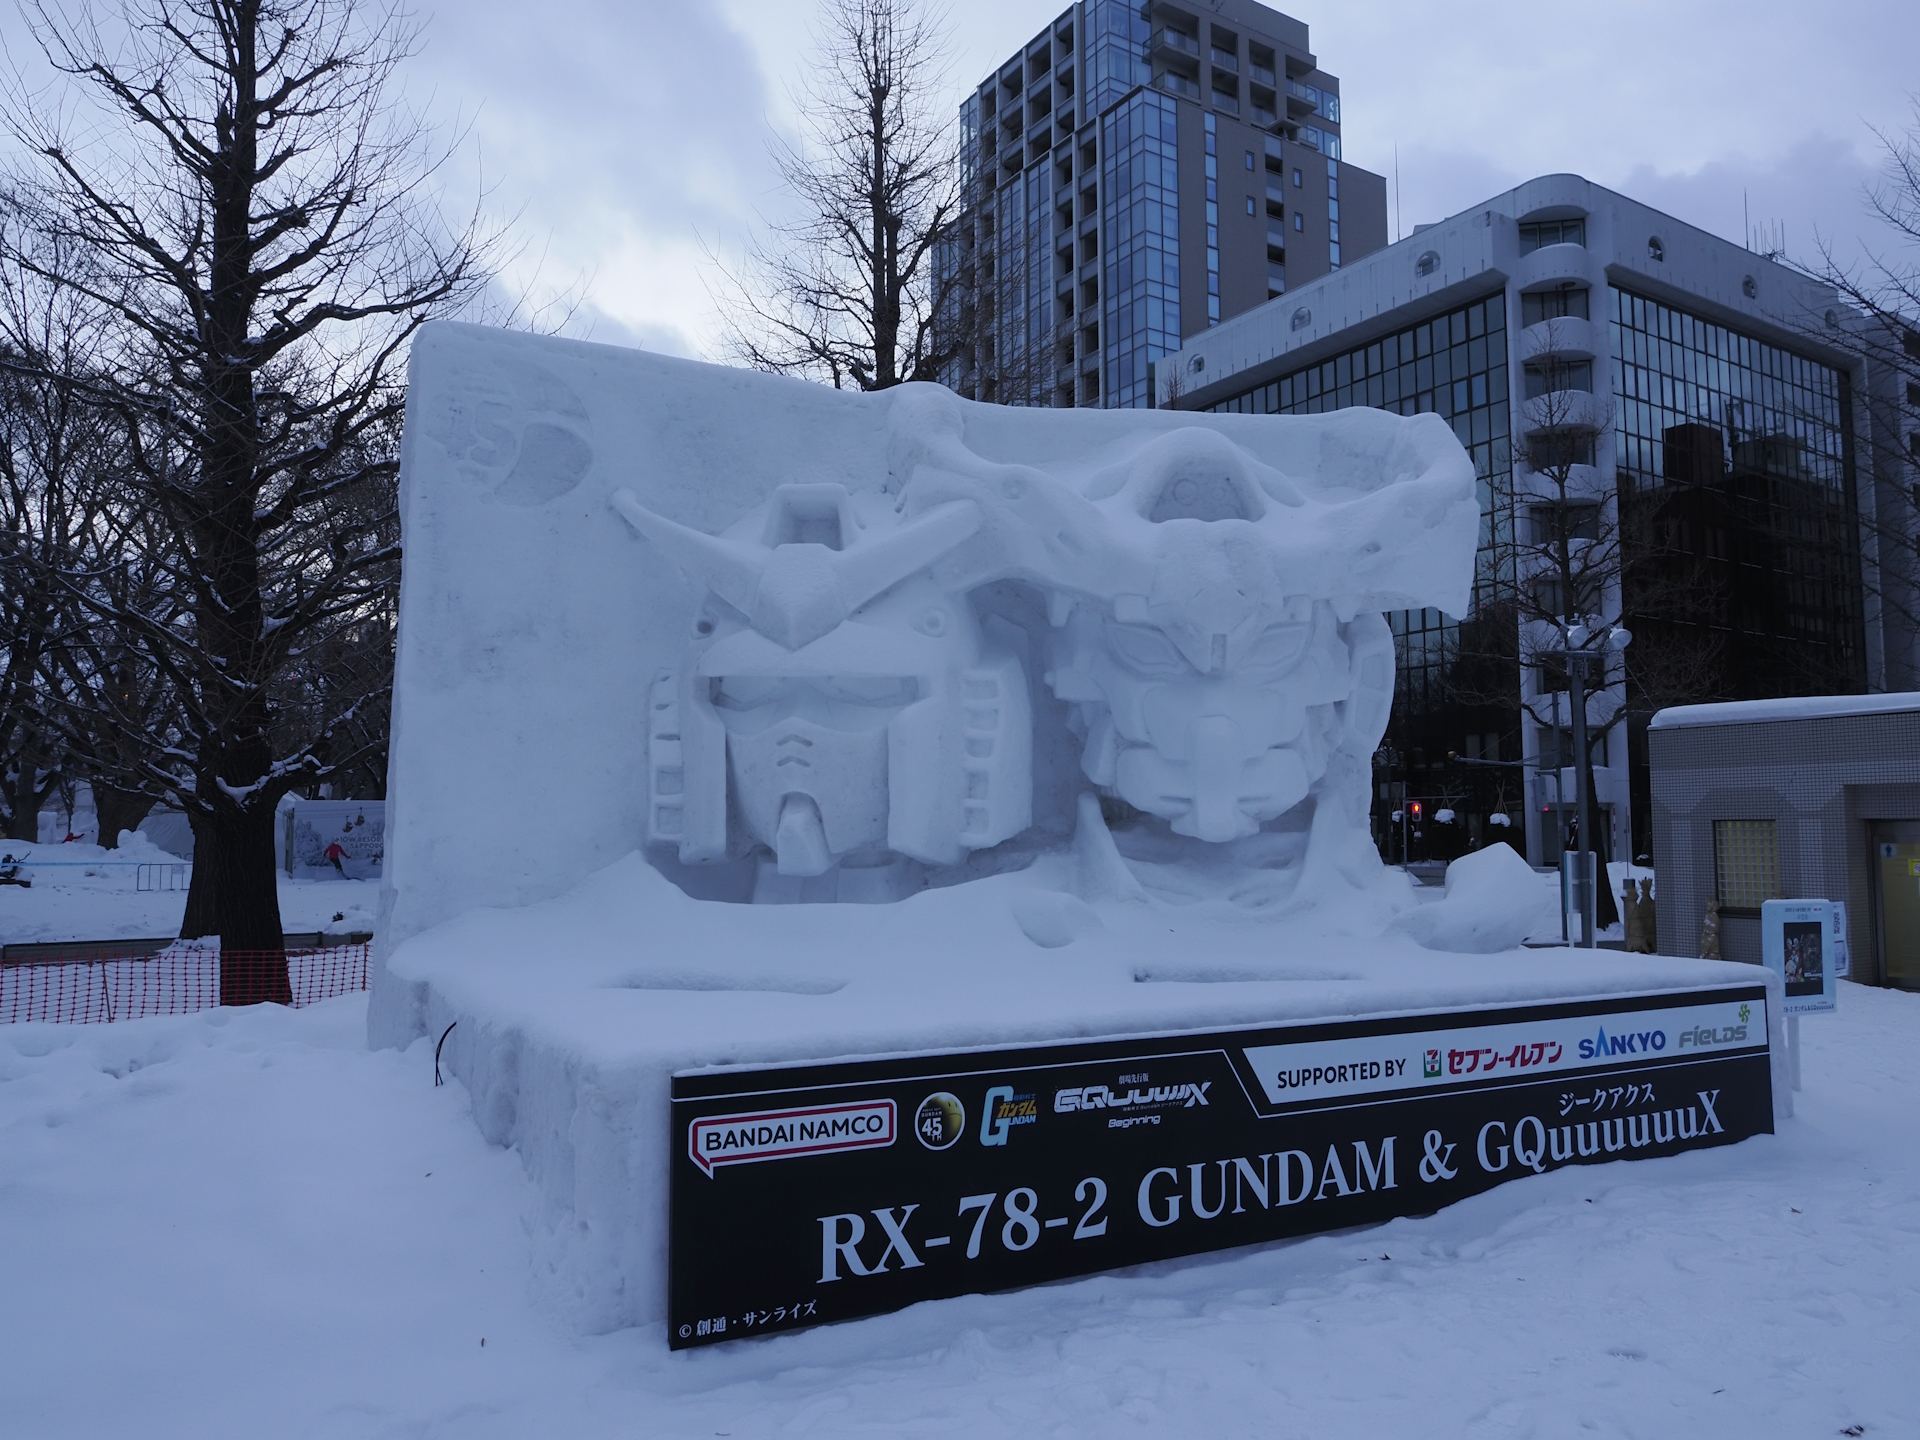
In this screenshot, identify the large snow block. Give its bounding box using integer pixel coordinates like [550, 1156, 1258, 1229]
[373, 325, 1789, 1336]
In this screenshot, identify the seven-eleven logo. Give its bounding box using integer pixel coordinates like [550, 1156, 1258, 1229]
[1423, 1048, 1442, 1078]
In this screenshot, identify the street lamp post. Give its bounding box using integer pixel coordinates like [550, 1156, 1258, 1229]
[1538, 618, 1632, 949]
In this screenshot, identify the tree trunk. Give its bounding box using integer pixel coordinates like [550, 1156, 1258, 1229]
[180, 808, 219, 938]
[205, 804, 290, 1005]
[93, 782, 154, 850]
[1, 773, 37, 841]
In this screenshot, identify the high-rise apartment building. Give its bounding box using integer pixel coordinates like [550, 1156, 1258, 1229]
[1164, 175, 1916, 873]
[940, 0, 1387, 410]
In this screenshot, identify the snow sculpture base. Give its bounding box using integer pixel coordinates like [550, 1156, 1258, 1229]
[372, 854, 1788, 1335]
[373, 326, 1788, 1337]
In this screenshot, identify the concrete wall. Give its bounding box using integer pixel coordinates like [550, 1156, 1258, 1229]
[1650, 708, 1920, 978]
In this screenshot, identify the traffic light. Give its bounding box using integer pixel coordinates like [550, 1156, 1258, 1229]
[1410, 801, 1423, 820]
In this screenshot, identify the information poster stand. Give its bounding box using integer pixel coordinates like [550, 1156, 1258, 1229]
[1760, 899, 1841, 1091]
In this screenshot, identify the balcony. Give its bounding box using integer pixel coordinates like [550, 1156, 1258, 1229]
[1520, 316, 1597, 364]
[1151, 27, 1200, 60]
[1519, 388, 1604, 436]
[1250, 62, 1276, 86]
[1211, 88, 1239, 114]
[1156, 71, 1199, 99]
[1251, 105, 1276, 127]
[1210, 47, 1237, 72]
[1514, 242, 1601, 294]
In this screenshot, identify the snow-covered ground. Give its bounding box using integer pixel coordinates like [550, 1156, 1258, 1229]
[0, 838, 378, 945]
[1, 981, 1912, 1439]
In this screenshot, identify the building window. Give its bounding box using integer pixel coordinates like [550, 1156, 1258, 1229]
[1523, 358, 1593, 398]
[1521, 287, 1590, 325]
[1714, 819, 1780, 913]
[1246, 195, 1256, 215]
[1518, 218, 1586, 254]
[1647, 235, 1665, 262]
[1203, 113, 1221, 327]
[1610, 284, 1864, 689]
[1204, 293, 1516, 756]
[1244, 150, 1255, 170]
[1098, 87, 1180, 408]
[1292, 167, 1302, 187]
[1294, 212, 1303, 231]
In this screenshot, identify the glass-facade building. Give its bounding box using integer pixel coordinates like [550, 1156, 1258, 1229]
[1207, 295, 1518, 791]
[942, 1, 1385, 411]
[1610, 286, 1863, 696]
[1099, 91, 1182, 408]
[1183, 185, 1876, 868]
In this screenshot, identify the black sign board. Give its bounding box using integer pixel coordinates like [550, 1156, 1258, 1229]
[669, 984, 1771, 1347]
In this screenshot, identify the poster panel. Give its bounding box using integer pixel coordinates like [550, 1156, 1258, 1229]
[1760, 899, 1839, 1015]
[286, 800, 385, 879]
[667, 986, 1771, 1347]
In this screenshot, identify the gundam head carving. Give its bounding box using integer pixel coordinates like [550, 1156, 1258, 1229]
[613, 484, 1031, 879]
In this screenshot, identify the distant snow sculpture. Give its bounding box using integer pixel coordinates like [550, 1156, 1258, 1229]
[612, 382, 1473, 905]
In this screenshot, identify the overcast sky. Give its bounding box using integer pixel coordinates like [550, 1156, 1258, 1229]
[10, 1, 1918, 358]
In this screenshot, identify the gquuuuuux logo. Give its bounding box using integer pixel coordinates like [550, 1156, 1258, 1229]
[688, 1100, 896, 1176]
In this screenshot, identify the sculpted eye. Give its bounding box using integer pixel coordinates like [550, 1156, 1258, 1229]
[822, 677, 919, 705]
[1106, 624, 1188, 674]
[711, 676, 785, 709]
[1242, 624, 1309, 672]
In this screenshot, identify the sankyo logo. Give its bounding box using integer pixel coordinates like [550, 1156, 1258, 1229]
[1423, 1049, 1441, 1079]
[914, 1093, 965, 1150]
[1576, 1026, 1667, 1060]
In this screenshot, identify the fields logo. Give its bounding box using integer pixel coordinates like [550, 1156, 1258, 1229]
[689, 1100, 895, 1177]
[1423, 1049, 1442, 1079]
[914, 1092, 966, 1150]
[979, 1085, 1039, 1146]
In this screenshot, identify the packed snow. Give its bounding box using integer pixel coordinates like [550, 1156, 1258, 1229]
[0, 982, 1910, 1438]
[1650, 691, 1920, 729]
[0, 837, 378, 946]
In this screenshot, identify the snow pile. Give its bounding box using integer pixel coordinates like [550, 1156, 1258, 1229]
[0, 985, 1912, 1437]
[1396, 843, 1562, 954]
[0, 848, 378, 947]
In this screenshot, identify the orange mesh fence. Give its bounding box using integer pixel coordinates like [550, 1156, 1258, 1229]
[0, 945, 370, 1024]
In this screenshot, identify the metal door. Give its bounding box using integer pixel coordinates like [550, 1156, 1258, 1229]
[1870, 821, 1920, 990]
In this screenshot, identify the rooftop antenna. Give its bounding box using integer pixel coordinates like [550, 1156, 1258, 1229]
[1394, 143, 1402, 243]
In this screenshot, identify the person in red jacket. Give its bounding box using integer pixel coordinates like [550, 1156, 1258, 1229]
[323, 840, 348, 875]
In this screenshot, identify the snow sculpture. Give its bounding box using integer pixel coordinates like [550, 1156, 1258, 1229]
[612, 483, 1032, 902]
[600, 377, 1472, 906]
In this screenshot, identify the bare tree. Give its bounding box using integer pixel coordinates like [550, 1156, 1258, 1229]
[2, 0, 496, 997]
[715, 0, 962, 391]
[0, 226, 126, 841]
[1508, 328, 1627, 925]
[1804, 103, 1920, 664]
